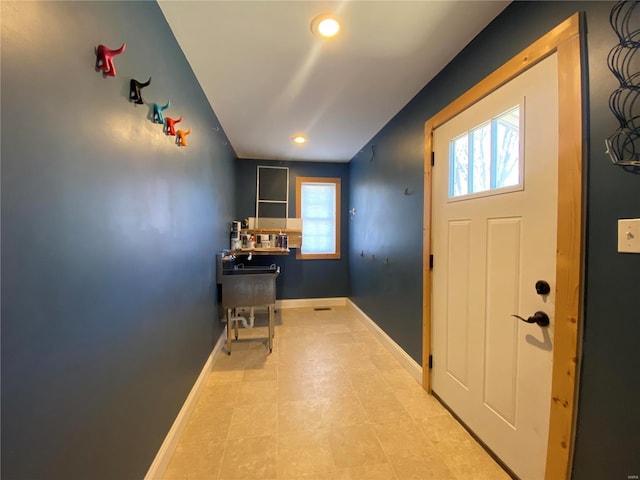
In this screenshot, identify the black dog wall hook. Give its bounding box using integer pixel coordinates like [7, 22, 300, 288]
[129, 77, 151, 104]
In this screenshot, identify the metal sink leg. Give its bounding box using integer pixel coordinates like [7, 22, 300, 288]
[268, 305, 274, 353]
[226, 308, 232, 355]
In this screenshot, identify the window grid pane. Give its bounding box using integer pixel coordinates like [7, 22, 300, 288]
[450, 135, 469, 197]
[471, 123, 491, 193]
[495, 107, 520, 188]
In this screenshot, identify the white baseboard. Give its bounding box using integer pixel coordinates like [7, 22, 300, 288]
[276, 297, 348, 309]
[348, 299, 423, 386]
[145, 329, 227, 480]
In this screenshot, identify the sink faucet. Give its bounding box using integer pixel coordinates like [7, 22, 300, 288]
[220, 250, 236, 262]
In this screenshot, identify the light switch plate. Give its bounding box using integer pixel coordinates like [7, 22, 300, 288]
[618, 218, 640, 253]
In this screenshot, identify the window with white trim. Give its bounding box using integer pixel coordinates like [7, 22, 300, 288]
[296, 177, 341, 259]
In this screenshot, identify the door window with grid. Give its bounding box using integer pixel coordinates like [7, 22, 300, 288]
[449, 105, 522, 201]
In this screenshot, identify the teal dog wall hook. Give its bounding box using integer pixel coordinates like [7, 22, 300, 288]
[152, 101, 170, 124]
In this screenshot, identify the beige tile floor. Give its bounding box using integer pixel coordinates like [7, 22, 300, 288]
[163, 306, 511, 480]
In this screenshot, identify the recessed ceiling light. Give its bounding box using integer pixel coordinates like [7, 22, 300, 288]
[292, 135, 307, 145]
[311, 14, 340, 38]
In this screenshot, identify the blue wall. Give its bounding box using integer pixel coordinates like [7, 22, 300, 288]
[1, 2, 235, 479]
[349, 2, 640, 478]
[349, 118, 425, 362]
[235, 159, 350, 299]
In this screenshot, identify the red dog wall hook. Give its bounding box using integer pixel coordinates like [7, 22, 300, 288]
[165, 116, 183, 136]
[96, 43, 126, 77]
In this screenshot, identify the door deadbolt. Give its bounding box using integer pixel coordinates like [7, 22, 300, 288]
[535, 280, 551, 295]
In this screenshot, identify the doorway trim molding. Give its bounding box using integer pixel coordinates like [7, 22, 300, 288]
[422, 13, 584, 480]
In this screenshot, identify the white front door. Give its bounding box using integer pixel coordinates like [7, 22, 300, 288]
[432, 54, 558, 480]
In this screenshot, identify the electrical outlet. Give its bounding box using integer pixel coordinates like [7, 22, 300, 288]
[618, 219, 640, 253]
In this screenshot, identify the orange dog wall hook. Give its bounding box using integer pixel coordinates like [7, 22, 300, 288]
[95, 43, 126, 77]
[176, 129, 191, 147]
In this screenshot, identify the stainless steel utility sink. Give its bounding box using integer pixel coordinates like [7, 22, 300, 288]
[220, 268, 279, 309]
[216, 254, 279, 354]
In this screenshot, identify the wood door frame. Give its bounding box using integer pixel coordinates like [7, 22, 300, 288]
[422, 13, 584, 480]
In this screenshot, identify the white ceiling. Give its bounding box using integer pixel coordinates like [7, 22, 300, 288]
[159, 1, 510, 162]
